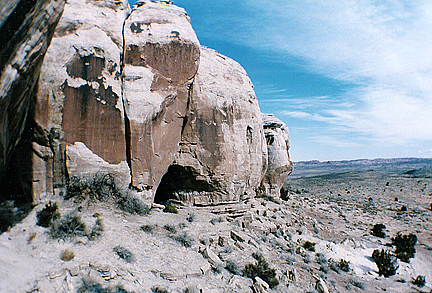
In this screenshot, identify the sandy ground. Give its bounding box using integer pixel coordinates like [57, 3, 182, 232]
[0, 163, 431, 292]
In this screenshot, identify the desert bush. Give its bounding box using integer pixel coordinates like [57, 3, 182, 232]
[320, 265, 330, 274]
[302, 241, 316, 252]
[66, 173, 120, 201]
[88, 217, 104, 240]
[348, 278, 365, 290]
[163, 203, 178, 214]
[60, 249, 75, 261]
[400, 205, 407, 211]
[328, 259, 340, 273]
[141, 224, 154, 234]
[170, 232, 193, 248]
[164, 224, 177, 233]
[113, 245, 134, 263]
[372, 249, 398, 277]
[316, 253, 327, 265]
[117, 193, 150, 215]
[371, 223, 386, 238]
[412, 275, 426, 287]
[77, 277, 133, 293]
[338, 259, 351, 272]
[225, 260, 241, 275]
[36, 201, 60, 228]
[186, 212, 195, 222]
[209, 216, 224, 225]
[391, 233, 417, 263]
[151, 287, 169, 293]
[49, 214, 87, 239]
[243, 253, 279, 288]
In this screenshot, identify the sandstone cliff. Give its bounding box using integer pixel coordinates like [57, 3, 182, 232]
[0, 0, 65, 203]
[1, 0, 292, 205]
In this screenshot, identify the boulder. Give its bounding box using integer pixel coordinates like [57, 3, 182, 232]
[259, 114, 293, 197]
[0, 0, 66, 202]
[34, 0, 130, 199]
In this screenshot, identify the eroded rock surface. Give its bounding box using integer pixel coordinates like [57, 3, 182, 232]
[34, 0, 130, 198]
[123, 1, 200, 194]
[0, 0, 66, 202]
[260, 114, 293, 197]
[164, 47, 267, 205]
[2, 0, 291, 206]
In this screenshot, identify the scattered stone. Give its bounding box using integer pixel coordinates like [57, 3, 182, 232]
[251, 276, 270, 293]
[315, 277, 329, 293]
[231, 230, 246, 242]
[218, 235, 228, 247]
[202, 247, 223, 267]
[296, 246, 306, 256]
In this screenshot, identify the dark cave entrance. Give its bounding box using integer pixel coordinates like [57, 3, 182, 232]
[154, 164, 216, 204]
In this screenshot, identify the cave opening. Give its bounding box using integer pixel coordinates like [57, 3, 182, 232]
[154, 164, 215, 204]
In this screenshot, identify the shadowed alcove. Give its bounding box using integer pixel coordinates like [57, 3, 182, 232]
[154, 164, 216, 204]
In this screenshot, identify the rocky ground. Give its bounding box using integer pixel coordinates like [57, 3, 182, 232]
[1, 161, 431, 293]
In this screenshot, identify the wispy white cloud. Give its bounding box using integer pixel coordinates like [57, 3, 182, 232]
[236, 0, 432, 144]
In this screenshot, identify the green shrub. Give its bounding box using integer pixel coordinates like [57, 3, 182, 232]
[315, 253, 327, 265]
[329, 259, 340, 273]
[412, 275, 426, 287]
[372, 249, 398, 277]
[186, 212, 195, 222]
[117, 194, 150, 215]
[36, 201, 60, 228]
[88, 217, 104, 240]
[302, 241, 316, 252]
[371, 223, 386, 238]
[391, 233, 417, 263]
[225, 260, 241, 275]
[141, 224, 154, 234]
[164, 224, 176, 233]
[209, 216, 224, 225]
[113, 245, 134, 263]
[170, 232, 193, 248]
[163, 203, 178, 214]
[77, 278, 133, 293]
[338, 259, 351, 272]
[66, 173, 120, 202]
[243, 254, 279, 288]
[349, 279, 365, 290]
[49, 214, 87, 239]
[151, 287, 169, 293]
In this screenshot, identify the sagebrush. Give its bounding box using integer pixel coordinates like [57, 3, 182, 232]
[372, 249, 398, 277]
[36, 201, 60, 228]
[243, 253, 279, 288]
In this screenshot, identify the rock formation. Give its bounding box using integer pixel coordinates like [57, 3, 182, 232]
[33, 0, 130, 199]
[0, 0, 292, 205]
[260, 114, 293, 197]
[0, 0, 66, 203]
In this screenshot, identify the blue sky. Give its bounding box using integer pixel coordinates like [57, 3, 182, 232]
[128, 0, 432, 161]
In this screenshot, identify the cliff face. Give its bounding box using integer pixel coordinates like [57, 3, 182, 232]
[0, 0, 65, 203]
[1, 0, 292, 205]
